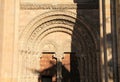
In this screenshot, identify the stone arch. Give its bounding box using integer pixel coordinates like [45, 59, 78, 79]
[20, 10, 99, 52]
[19, 10, 100, 82]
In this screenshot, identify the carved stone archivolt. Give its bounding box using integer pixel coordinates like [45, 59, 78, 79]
[19, 10, 100, 82]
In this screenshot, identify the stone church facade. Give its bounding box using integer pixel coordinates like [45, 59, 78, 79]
[0, 0, 120, 82]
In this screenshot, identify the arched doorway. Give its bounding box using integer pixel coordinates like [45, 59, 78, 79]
[19, 10, 100, 82]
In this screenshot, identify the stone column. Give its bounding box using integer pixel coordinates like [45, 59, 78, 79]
[116, 0, 120, 81]
[0, 0, 4, 80]
[100, 0, 113, 82]
[0, 0, 16, 82]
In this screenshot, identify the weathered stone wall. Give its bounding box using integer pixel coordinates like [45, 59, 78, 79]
[0, 0, 119, 82]
[19, 1, 100, 82]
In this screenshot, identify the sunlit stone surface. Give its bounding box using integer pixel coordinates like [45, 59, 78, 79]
[0, 0, 120, 82]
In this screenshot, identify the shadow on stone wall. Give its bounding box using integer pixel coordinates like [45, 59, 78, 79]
[27, 0, 100, 82]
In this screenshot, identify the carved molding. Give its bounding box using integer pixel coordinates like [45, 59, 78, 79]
[20, 3, 77, 10]
[19, 11, 76, 40]
[18, 10, 100, 82]
[20, 3, 98, 10]
[19, 10, 99, 52]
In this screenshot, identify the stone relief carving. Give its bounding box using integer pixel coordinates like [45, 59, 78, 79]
[19, 10, 99, 82]
[19, 10, 76, 41]
[20, 3, 77, 10]
[40, 40, 57, 53]
[28, 20, 74, 42]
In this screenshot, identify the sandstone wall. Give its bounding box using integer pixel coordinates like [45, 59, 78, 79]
[0, 0, 119, 82]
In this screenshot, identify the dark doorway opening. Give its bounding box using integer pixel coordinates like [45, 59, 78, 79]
[41, 76, 52, 82]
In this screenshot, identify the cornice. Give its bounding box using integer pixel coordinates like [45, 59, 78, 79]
[20, 3, 98, 10]
[20, 3, 77, 10]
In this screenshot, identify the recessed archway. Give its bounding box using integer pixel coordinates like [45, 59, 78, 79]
[19, 10, 100, 82]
